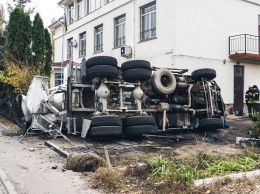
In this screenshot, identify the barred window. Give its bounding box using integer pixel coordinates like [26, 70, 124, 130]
[94, 25, 103, 53]
[114, 15, 126, 48]
[79, 32, 86, 56]
[140, 2, 156, 41]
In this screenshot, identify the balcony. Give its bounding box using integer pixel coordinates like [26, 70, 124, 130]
[229, 34, 260, 62]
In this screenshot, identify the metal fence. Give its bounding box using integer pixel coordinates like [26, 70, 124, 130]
[229, 34, 259, 55]
[0, 99, 15, 121]
[140, 28, 156, 42]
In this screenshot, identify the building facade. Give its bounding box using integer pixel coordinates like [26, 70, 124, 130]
[49, 0, 260, 112]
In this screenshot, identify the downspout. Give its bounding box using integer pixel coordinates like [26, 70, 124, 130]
[132, 0, 136, 59]
[58, 3, 65, 85]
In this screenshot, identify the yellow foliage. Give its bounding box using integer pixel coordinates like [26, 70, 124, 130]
[0, 61, 33, 94]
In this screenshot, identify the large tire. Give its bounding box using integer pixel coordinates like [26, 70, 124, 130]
[199, 118, 224, 130]
[88, 126, 122, 137]
[152, 68, 176, 95]
[122, 68, 152, 82]
[123, 125, 156, 136]
[124, 116, 156, 127]
[86, 56, 118, 68]
[87, 65, 118, 79]
[90, 116, 121, 127]
[121, 60, 151, 71]
[191, 68, 216, 81]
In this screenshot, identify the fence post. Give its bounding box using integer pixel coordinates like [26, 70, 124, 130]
[245, 34, 247, 54]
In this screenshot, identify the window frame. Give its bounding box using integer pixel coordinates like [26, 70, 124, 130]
[104, 0, 113, 4]
[140, 2, 156, 42]
[55, 72, 64, 86]
[79, 32, 86, 57]
[87, 0, 101, 14]
[114, 14, 126, 48]
[94, 24, 103, 53]
[67, 38, 73, 59]
[68, 3, 74, 25]
[77, 0, 83, 20]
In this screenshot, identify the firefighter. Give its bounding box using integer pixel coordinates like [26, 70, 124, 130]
[252, 85, 260, 113]
[245, 84, 254, 117]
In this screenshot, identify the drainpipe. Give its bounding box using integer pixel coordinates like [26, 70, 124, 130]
[58, 3, 65, 85]
[132, 0, 136, 59]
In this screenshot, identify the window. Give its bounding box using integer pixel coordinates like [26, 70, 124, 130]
[77, 0, 83, 19]
[88, 0, 101, 13]
[140, 2, 156, 41]
[94, 25, 103, 53]
[79, 32, 86, 56]
[114, 15, 126, 48]
[67, 38, 73, 59]
[104, 0, 113, 4]
[55, 73, 64, 86]
[68, 3, 74, 24]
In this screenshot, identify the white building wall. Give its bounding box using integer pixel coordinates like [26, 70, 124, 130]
[51, 0, 260, 104]
[173, 0, 260, 104]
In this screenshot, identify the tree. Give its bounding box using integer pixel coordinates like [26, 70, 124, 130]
[31, 13, 45, 74]
[44, 28, 52, 77]
[5, 7, 32, 67]
[0, 4, 5, 31]
[7, 0, 35, 15]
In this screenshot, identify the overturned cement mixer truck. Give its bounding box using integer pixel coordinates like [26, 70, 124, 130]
[12, 56, 225, 139]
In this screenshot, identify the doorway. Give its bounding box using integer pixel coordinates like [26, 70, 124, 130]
[234, 65, 244, 113]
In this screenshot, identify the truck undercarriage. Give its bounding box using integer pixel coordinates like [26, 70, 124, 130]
[11, 56, 225, 139]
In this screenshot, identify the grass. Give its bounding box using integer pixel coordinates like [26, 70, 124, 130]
[147, 149, 260, 184]
[250, 112, 260, 138]
[93, 149, 260, 193]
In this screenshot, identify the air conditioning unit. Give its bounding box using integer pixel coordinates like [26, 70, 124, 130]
[121, 45, 132, 57]
[72, 39, 77, 48]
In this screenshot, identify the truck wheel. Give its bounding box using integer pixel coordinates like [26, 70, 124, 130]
[87, 65, 118, 79]
[199, 118, 224, 130]
[122, 68, 152, 82]
[121, 60, 151, 71]
[152, 68, 176, 95]
[90, 116, 121, 127]
[191, 68, 216, 81]
[86, 56, 118, 68]
[123, 125, 156, 136]
[124, 116, 155, 127]
[88, 126, 122, 137]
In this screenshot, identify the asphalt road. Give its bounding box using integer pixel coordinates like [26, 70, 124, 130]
[0, 124, 102, 194]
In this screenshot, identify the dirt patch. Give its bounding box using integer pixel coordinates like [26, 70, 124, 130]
[2, 115, 258, 193]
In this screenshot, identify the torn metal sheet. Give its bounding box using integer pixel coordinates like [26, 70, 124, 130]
[26, 76, 49, 114]
[81, 119, 91, 138]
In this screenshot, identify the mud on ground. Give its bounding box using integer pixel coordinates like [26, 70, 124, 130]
[1, 115, 257, 193]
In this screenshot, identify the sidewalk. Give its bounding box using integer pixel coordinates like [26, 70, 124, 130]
[0, 125, 17, 194]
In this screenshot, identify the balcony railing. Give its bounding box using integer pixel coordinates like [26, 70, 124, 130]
[140, 28, 156, 42]
[114, 36, 126, 48]
[94, 44, 103, 53]
[229, 34, 259, 55]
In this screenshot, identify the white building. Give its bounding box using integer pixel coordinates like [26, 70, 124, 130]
[49, 0, 260, 112]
